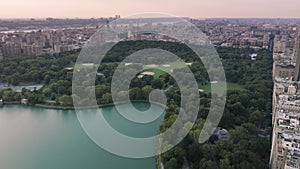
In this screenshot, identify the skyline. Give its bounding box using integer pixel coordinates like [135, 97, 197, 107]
[1, 0, 300, 19]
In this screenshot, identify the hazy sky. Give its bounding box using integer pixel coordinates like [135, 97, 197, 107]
[1, 0, 300, 19]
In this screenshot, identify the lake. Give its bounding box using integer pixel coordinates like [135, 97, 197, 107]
[0, 103, 164, 169]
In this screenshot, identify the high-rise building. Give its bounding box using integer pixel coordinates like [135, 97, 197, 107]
[1, 42, 22, 56]
[293, 31, 300, 81]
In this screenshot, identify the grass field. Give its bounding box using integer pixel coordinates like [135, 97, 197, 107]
[142, 69, 167, 79]
[142, 62, 190, 79]
[198, 82, 244, 93]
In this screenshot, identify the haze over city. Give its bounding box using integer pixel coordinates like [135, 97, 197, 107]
[1, 0, 300, 19]
[3, 0, 300, 169]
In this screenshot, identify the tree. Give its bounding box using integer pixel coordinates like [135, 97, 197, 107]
[3, 90, 15, 101]
[42, 88, 52, 97]
[58, 95, 73, 106]
[142, 85, 152, 100]
[199, 159, 219, 169]
[152, 79, 164, 89]
[101, 93, 112, 105]
[165, 158, 178, 169]
[129, 87, 143, 100]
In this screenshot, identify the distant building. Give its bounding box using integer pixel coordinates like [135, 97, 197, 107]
[288, 85, 297, 95]
[250, 53, 257, 61]
[1, 42, 22, 56]
[293, 32, 300, 81]
[212, 127, 230, 142]
[22, 45, 42, 56]
[21, 99, 28, 105]
[274, 63, 295, 80]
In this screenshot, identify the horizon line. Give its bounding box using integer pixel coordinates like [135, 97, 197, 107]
[2, 16, 300, 20]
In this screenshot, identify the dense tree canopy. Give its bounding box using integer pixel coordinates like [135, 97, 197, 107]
[0, 41, 272, 169]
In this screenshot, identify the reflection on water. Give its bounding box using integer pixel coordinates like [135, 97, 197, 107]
[0, 103, 162, 169]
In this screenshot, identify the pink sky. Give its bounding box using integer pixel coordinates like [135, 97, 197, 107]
[1, 0, 300, 18]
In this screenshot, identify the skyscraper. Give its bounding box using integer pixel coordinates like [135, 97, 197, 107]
[293, 31, 300, 81]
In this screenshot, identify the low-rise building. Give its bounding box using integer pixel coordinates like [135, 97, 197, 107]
[21, 99, 28, 105]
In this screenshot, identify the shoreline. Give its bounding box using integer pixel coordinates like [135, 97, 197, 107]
[1, 100, 167, 110]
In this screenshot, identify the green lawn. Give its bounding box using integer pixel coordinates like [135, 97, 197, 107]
[198, 82, 244, 93]
[142, 69, 167, 79]
[142, 62, 190, 79]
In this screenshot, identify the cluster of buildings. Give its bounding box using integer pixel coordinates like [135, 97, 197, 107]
[2, 18, 300, 58]
[0, 15, 122, 57]
[0, 18, 291, 58]
[270, 30, 300, 169]
[192, 19, 300, 50]
[0, 27, 97, 56]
